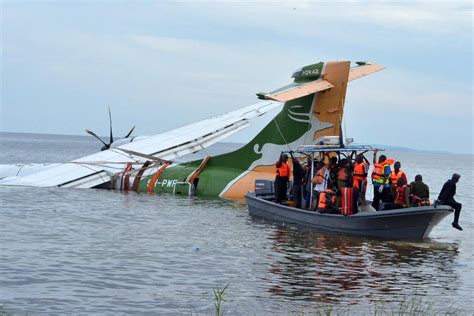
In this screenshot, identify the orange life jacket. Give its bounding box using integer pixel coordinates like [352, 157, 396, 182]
[371, 159, 393, 184]
[275, 161, 290, 178]
[353, 162, 369, 181]
[337, 167, 348, 181]
[395, 184, 409, 206]
[318, 188, 336, 209]
[390, 170, 407, 187]
[341, 187, 355, 216]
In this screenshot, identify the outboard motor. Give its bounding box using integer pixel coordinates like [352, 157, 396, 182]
[255, 179, 274, 197]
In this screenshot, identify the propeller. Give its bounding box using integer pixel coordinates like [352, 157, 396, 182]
[85, 107, 135, 151]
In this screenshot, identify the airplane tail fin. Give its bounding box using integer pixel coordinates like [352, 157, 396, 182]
[197, 61, 384, 197]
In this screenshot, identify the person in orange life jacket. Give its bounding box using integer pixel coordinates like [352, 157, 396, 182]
[312, 161, 329, 210]
[317, 187, 339, 214]
[438, 173, 463, 231]
[394, 177, 411, 208]
[383, 177, 410, 210]
[352, 154, 370, 205]
[390, 161, 408, 199]
[336, 179, 359, 216]
[290, 153, 304, 209]
[274, 153, 291, 204]
[371, 149, 393, 210]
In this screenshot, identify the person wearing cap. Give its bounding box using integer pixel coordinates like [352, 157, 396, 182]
[438, 173, 463, 230]
[274, 153, 291, 204]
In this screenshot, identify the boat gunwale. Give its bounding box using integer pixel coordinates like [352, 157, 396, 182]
[245, 192, 454, 219]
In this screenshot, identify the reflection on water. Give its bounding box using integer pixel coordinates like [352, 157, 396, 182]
[265, 225, 460, 306]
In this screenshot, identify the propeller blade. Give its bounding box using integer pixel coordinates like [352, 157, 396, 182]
[85, 129, 108, 147]
[108, 106, 113, 145]
[124, 125, 135, 138]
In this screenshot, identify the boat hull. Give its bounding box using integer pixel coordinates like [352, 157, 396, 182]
[246, 193, 453, 240]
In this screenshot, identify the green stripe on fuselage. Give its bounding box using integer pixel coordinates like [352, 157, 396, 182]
[140, 93, 316, 196]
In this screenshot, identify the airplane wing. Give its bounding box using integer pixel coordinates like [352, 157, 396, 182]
[0, 101, 281, 188]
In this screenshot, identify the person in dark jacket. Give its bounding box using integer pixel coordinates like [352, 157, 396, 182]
[291, 154, 305, 208]
[438, 173, 463, 230]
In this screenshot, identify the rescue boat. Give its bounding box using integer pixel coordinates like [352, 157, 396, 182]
[246, 144, 453, 240]
[246, 192, 452, 240]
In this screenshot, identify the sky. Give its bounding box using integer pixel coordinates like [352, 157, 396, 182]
[1, 1, 473, 154]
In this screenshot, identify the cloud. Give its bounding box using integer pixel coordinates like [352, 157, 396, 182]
[169, 1, 472, 38]
[348, 69, 472, 119]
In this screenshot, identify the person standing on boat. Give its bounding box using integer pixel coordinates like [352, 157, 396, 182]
[438, 173, 463, 230]
[303, 156, 313, 209]
[371, 149, 393, 210]
[275, 153, 291, 204]
[390, 161, 408, 200]
[328, 156, 339, 190]
[290, 153, 304, 209]
[337, 158, 350, 190]
[312, 161, 329, 210]
[353, 154, 370, 205]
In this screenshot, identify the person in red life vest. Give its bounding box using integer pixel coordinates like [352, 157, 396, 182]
[317, 187, 339, 214]
[371, 149, 394, 210]
[337, 179, 359, 216]
[394, 177, 411, 208]
[352, 154, 370, 205]
[274, 153, 291, 204]
[390, 161, 408, 199]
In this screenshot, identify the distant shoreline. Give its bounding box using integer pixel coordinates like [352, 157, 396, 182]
[1, 131, 471, 156]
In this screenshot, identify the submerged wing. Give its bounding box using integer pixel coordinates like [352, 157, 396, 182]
[0, 101, 281, 188]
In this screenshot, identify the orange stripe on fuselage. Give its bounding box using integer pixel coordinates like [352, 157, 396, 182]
[147, 162, 171, 193]
[222, 161, 300, 199]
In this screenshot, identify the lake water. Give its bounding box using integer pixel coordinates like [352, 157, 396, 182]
[0, 132, 473, 314]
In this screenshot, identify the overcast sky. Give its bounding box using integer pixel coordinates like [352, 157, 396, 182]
[1, 1, 472, 154]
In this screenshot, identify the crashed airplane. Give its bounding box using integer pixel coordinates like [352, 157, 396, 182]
[0, 61, 384, 198]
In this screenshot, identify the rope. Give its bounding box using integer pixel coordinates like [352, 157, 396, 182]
[273, 118, 292, 151]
